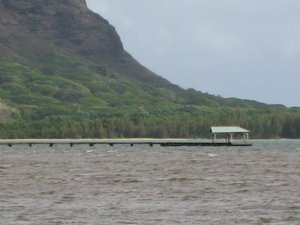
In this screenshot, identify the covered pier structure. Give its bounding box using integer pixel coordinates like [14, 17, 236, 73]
[211, 126, 250, 144]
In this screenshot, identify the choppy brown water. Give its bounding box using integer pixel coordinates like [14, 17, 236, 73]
[1, 140, 300, 224]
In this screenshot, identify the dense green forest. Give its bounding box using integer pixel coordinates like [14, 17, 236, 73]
[1, 108, 300, 139]
[0, 57, 299, 139]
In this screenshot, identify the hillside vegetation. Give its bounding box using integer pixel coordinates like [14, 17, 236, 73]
[0, 55, 299, 139]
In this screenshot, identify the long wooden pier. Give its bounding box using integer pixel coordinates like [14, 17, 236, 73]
[0, 139, 252, 147]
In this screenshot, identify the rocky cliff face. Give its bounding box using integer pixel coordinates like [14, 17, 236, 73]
[0, 0, 172, 86]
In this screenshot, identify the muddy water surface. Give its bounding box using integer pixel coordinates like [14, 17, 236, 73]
[1, 140, 300, 224]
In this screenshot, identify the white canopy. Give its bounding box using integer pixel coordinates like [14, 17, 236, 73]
[210, 126, 250, 134]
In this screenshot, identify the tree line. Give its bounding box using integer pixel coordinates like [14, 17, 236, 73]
[0, 107, 299, 139]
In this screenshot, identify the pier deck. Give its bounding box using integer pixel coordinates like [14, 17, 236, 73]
[0, 139, 252, 147]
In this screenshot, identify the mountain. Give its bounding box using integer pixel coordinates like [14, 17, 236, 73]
[0, 0, 172, 86]
[0, 0, 299, 138]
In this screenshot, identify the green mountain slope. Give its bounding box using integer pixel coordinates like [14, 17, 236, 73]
[0, 0, 299, 138]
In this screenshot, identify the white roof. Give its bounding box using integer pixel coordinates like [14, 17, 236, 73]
[210, 126, 250, 134]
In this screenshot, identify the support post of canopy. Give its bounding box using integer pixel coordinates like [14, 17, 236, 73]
[212, 134, 217, 143]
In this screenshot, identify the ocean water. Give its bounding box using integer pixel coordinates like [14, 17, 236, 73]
[0, 140, 300, 225]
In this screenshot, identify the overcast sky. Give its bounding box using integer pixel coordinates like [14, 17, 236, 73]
[86, 0, 300, 107]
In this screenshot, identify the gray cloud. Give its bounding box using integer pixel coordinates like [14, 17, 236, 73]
[86, 0, 300, 107]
